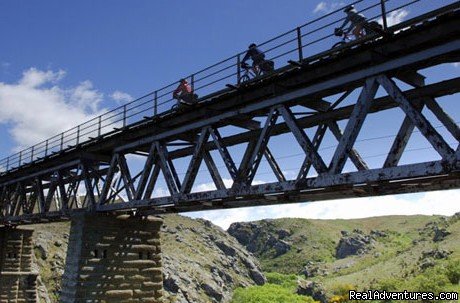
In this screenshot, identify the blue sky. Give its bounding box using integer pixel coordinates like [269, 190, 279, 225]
[0, 0, 459, 228]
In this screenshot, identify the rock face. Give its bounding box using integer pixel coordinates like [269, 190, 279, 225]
[296, 280, 327, 303]
[228, 222, 292, 257]
[30, 215, 265, 303]
[336, 230, 373, 259]
[155, 215, 266, 303]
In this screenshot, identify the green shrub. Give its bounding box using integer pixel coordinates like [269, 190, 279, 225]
[445, 259, 460, 285]
[231, 284, 317, 303]
[266, 272, 298, 288]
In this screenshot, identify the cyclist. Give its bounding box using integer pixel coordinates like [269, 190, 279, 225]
[241, 43, 266, 74]
[172, 78, 197, 106]
[337, 5, 367, 39]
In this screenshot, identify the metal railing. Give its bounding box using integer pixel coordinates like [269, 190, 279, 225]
[0, 0, 458, 174]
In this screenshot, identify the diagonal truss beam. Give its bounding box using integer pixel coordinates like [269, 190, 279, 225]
[329, 77, 379, 174]
[279, 105, 328, 174]
[377, 75, 455, 162]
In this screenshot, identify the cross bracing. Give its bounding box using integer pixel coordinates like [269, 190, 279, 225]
[0, 3, 459, 225]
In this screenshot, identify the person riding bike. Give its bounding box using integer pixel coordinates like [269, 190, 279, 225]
[241, 43, 266, 74]
[337, 5, 367, 39]
[172, 78, 197, 106]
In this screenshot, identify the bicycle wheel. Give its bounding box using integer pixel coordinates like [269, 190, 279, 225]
[240, 74, 251, 83]
[331, 41, 346, 49]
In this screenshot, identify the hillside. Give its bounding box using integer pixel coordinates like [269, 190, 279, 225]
[30, 214, 265, 303]
[26, 213, 460, 302]
[228, 213, 460, 301]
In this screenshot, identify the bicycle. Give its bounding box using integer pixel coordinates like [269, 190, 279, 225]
[239, 60, 275, 84]
[332, 21, 383, 49]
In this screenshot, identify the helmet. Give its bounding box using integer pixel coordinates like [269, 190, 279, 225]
[344, 5, 354, 13]
[249, 43, 257, 48]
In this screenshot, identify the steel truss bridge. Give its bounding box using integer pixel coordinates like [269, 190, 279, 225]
[1, 1, 460, 225]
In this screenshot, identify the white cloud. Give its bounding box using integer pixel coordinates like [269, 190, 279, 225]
[379, 9, 409, 27]
[0, 68, 106, 150]
[185, 189, 460, 229]
[111, 90, 133, 104]
[313, 1, 344, 14]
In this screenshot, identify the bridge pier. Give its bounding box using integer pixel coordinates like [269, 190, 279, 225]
[0, 227, 38, 303]
[61, 213, 164, 303]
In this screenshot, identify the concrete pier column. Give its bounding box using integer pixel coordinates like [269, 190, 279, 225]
[0, 227, 38, 303]
[61, 213, 164, 303]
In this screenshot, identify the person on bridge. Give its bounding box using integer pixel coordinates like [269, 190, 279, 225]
[337, 5, 367, 39]
[173, 78, 198, 106]
[241, 43, 266, 74]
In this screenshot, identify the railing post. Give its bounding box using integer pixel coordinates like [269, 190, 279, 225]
[45, 140, 49, 156]
[154, 91, 158, 116]
[237, 54, 241, 84]
[380, 0, 388, 30]
[31, 146, 34, 162]
[296, 27, 303, 61]
[19, 151, 22, 166]
[60, 133, 64, 151]
[191, 74, 195, 92]
[76, 125, 80, 145]
[98, 116, 102, 137]
[123, 105, 127, 127]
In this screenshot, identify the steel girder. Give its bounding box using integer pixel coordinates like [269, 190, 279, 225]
[1, 70, 459, 225]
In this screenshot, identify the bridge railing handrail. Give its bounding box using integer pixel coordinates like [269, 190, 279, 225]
[0, 0, 457, 174]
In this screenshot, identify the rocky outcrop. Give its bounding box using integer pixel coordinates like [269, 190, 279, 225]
[228, 221, 292, 257]
[296, 280, 327, 303]
[433, 227, 451, 242]
[336, 230, 374, 259]
[160, 215, 265, 303]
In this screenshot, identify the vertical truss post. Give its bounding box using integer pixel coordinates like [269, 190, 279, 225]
[60, 132, 64, 151]
[31, 146, 34, 162]
[329, 77, 379, 174]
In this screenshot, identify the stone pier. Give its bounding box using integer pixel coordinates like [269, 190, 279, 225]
[61, 213, 164, 302]
[0, 227, 38, 303]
